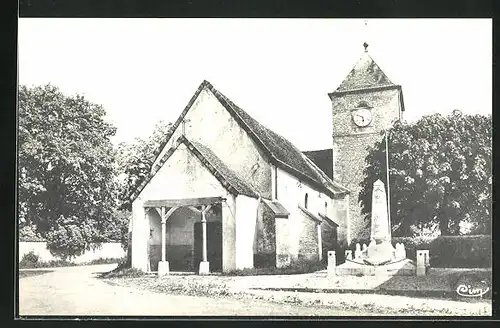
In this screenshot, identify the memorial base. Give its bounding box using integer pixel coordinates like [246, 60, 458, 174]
[335, 258, 416, 276]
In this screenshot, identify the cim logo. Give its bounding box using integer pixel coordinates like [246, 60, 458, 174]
[455, 274, 491, 298]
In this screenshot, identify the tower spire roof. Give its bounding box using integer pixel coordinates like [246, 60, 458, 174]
[334, 49, 394, 92]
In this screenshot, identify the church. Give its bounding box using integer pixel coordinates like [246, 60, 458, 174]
[129, 43, 405, 275]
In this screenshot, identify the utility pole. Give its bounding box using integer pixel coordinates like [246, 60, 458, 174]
[385, 128, 391, 235]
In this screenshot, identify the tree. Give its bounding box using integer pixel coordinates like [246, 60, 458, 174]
[116, 120, 172, 211]
[19, 84, 119, 259]
[359, 111, 491, 237]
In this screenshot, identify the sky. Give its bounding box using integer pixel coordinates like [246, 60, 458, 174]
[18, 18, 492, 151]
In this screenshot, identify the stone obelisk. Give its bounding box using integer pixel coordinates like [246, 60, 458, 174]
[364, 179, 395, 265]
[370, 179, 390, 243]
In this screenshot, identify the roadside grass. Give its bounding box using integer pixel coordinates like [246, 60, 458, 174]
[222, 260, 326, 276]
[101, 275, 491, 316]
[99, 268, 491, 316]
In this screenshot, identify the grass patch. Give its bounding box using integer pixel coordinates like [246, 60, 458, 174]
[223, 259, 325, 276]
[97, 258, 145, 278]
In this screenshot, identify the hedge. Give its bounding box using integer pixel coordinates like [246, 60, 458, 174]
[339, 235, 491, 268]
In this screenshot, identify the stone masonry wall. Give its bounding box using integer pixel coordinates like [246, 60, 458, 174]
[297, 213, 319, 261]
[333, 132, 382, 239]
[331, 88, 402, 241]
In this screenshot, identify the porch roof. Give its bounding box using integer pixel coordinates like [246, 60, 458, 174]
[130, 136, 259, 201]
[143, 197, 225, 208]
[262, 199, 290, 218]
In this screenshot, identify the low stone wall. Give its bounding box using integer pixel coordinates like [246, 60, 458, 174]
[18, 241, 125, 264]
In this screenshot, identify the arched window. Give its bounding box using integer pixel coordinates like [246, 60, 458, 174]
[304, 193, 309, 209]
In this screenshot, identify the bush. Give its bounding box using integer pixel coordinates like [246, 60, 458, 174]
[19, 251, 40, 268]
[429, 235, 491, 268]
[342, 235, 491, 268]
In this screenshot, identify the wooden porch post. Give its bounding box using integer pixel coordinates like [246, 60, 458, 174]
[161, 207, 166, 262]
[201, 205, 208, 263]
[197, 204, 212, 275]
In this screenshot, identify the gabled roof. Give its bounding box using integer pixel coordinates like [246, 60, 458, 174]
[130, 135, 258, 201]
[148, 80, 350, 200]
[335, 51, 394, 92]
[303, 149, 333, 180]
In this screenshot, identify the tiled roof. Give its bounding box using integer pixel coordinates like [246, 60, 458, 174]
[205, 82, 349, 197]
[303, 149, 333, 180]
[136, 80, 350, 201]
[302, 155, 349, 195]
[335, 52, 394, 92]
[187, 139, 259, 198]
[130, 136, 258, 201]
[262, 199, 290, 218]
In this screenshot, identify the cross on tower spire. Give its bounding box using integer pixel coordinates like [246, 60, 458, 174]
[363, 19, 369, 52]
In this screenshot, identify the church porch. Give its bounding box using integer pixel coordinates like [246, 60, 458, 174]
[144, 197, 225, 276]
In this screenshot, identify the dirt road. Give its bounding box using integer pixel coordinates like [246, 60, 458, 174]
[18, 264, 366, 317]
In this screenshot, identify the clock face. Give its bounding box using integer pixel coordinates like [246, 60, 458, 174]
[352, 108, 372, 127]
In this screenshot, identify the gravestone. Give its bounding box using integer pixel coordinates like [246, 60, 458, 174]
[355, 243, 362, 259]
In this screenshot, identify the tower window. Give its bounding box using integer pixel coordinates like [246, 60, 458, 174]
[325, 201, 328, 214]
[304, 193, 309, 209]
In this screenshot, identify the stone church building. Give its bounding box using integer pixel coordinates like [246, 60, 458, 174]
[129, 44, 404, 274]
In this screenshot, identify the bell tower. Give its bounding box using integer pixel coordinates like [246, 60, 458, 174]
[329, 42, 405, 242]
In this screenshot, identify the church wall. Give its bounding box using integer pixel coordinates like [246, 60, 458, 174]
[234, 195, 259, 270]
[297, 212, 320, 261]
[152, 87, 273, 199]
[275, 167, 330, 262]
[333, 196, 349, 243]
[131, 144, 236, 272]
[222, 195, 237, 271]
[331, 89, 401, 242]
[254, 202, 276, 268]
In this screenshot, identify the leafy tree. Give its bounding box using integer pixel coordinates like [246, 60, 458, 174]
[116, 120, 172, 211]
[19, 84, 119, 259]
[359, 111, 491, 236]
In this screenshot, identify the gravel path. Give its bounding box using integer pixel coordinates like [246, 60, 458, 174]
[18, 264, 368, 316]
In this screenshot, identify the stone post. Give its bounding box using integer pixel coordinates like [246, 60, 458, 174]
[354, 243, 362, 259]
[327, 251, 336, 277]
[416, 250, 428, 276]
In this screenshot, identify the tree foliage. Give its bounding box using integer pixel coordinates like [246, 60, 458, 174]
[19, 84, 119, 259]
[359, 111, 491, 236]
[116, 120, 172, 211]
